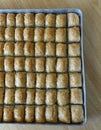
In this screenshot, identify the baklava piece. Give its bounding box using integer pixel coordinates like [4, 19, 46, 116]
[15, 28, 23, 41]
[57, 90, 70, 106]
[56, 43, 67, 56]
[56, 58, 68, 72]
[15, 72, 26, 87]
[46, 58, 56, 72]
[0, 42, 4, 56]
[46, 42, 55, 56]
[56, 28, 66, 42]
[14, 106, 24, 122]
[16, 13, 24, 27]
[34, 28, 44, 42]
[27, 73, 35, 88]
[0, 107, 3, 121]
[23, 28, 34, 41]
[56, 14, 66, 27]
[69, 57, 81, 72]
[25, 58, 35, 72]
[15, 89, 26, 104]
[69, 73, 82, 87]
[0, 28, 5, 41]
[25, 106, 35, 122]
[4, 57, 14, 71]
[68, 13, 80, 27]
[71, 105, 84, 123]
[3, 106, 14, 122]
[15, 42, 24, 56]
[5, 72, 15, 88]
[68, 43, 80, 56]
[44, 28, 55, 42]
[35, 90, 45, 105]
[5, 27, 15, 41]
[46, 90, 57, 105]
[0, 57, 4, 71]
[24, 13, 34, 26]
[0, 13, 6, 26]
[57, 74, 68, 88]
[35, 106, 45, 123]
[35, 42, 45, 56]
[45, 105, 57, 123]
[0, 73, 5, 87]
[14, 57, 25, 71]
[7, 13, 15, 26]
[35, 58, 45, 72]
[35, 13, 45, 26]
[36, 73, 46, 88]
[4, 42, 14, 56]
[68, 27, 80, 42]
[45, 14, 55, 27]
[46, 74, 56, 88]
[58, 106, 70, 123]
[71, 88, 83, 104]
[24, 42, 34, 56]
[26, 89, 35, 104]
[0, 88, 4, 104]
[4, 89, 14, 104]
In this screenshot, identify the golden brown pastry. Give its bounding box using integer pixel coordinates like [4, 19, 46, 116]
[0, 13, 6, 26]
[26, 89, 35, 104]
[36, 73, 46, 88]
[34, 28, 44, 42]
[56, 58, 68, 72]
[69, 73, 82, 87]
[69, 57, 81, 72]
[0, 73, 5, 87]
[0, 42, 4, 56]
[4, 57, 14, 71]
[57, 90, 70, 105]
[15, 89, 26, 104]
[0, 28, 5, 41]
[68, 43, 80, 56]
[35, 90, 45, 105]
[16, 13, 24, 27]
[0, 107, 3, 121]
[57, 74, 68, 88]
[45, 105, 57, 123]
[68, 27, 80, 42]
[45, 42, 55, 56]
[56, 14, 66, 27]
[23, 28, 34, 41]
[45, 14, 55, 27]
[15, 28, 23, 41]
[14, 106, 24, 122]
[25, 106, 35, 122]
[44, 28, 55, 42]
[26, 73, 35, 88]
[35, 42, 45, 56]
[14, 57, 25, 71]
[68, 13, 80, 26]
[0, 88, 4, 104]
[35, 105, 45, 123]
[56, 43, 67, 56]
[35, 13, 45, 26]
[15, 42, 24, 56]
[15, 72, 26, 87]
[35, 58, 45, 72]
[71, 105, 84, 123]
[71, 88, 83, 104]
[24, 13, 34, 26]
[46, 74, 56, 88]
[25, 58, 35, 72]
[5, 72, 15, 88]
[58, 106, 70, 123]
[56, 28, 66, 42]
[7, 13, 15, 26]
[3, 106, 14, 122]
[5, 27, 15, 41]
[4, 89, 14, 104]
[24, 42, 34, 56]
[0, 57, 4, 71]
[4, 42, 14, 56]
[46, 58, 56, 72]
[46, 90, 57, 105]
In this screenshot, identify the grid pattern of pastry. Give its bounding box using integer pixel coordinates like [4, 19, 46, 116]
[0, 12, 84, 124]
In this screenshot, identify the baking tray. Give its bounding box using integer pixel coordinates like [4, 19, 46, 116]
[0, 8, 86, 125]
